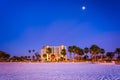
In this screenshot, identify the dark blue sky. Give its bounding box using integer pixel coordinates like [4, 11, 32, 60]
[0, 0, 120, 56]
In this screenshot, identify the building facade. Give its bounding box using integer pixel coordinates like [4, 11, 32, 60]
[41, 45, 67, 61]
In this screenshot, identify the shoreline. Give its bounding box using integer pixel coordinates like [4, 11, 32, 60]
[0, 61, 120, 65]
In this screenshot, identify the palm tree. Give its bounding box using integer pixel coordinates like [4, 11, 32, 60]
[84, 47, 89, 54]
[51, 54, 55, 62]
[43, 54, 47, 57]
[46, 47, 52, 61]
[32, 49, 35, 53]
[32, 49, 35, 56]
[77, 47, 84, 61]
[35, 52, 41, 61]
[90, 44, 100, 62]
[61, 49, 67, 61]
[28, 50, 31, 60]
[28, 50, 31, 53]
[68, 46, 73, 60]
[99, 48, 105, 61]
[0, 51, 10, 62]
[32, 55, 35, 61]
[84, 47, 89, 60]
[115, 48, 120, 61]
[106, 52, 114, 62]
[28, 49, 35, 60]
[72, 45, 78, 61]
[43, 54, 47, 61]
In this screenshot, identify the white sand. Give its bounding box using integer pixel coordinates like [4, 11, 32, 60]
[0, 62, 120, 80]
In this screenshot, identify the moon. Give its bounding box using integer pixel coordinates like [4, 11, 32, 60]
[82, 6, 86, 10]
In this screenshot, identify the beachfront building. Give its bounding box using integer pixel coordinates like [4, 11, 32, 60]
[41, 45, 67, 61]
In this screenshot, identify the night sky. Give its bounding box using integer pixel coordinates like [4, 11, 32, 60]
[0, 0, 120, 56]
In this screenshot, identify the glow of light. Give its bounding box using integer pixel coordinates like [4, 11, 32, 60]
[82, 6, 86, 10]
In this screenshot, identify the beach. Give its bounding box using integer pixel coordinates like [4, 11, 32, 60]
[0, 62, 120, 80]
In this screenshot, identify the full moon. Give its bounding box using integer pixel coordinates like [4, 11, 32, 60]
[82, 6, 86, 10]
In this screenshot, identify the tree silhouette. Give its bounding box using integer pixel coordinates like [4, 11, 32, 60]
[68, 46, 73, 60]
[115, 48, 120, 61]
[61, 48, 66, 61]
[46, 47, 52, 61]
[90, 44, 100, 62]
[84, 47, 89, 60]
[0, 51, 10, 62]
[106, 52, 114, 62]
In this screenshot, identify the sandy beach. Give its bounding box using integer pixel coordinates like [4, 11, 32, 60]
[0, 62, 120, 80]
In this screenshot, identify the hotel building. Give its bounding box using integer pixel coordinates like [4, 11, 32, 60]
[41, 45, 67, 61]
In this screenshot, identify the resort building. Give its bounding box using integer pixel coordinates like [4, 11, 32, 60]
[41, 45, 67, 61]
